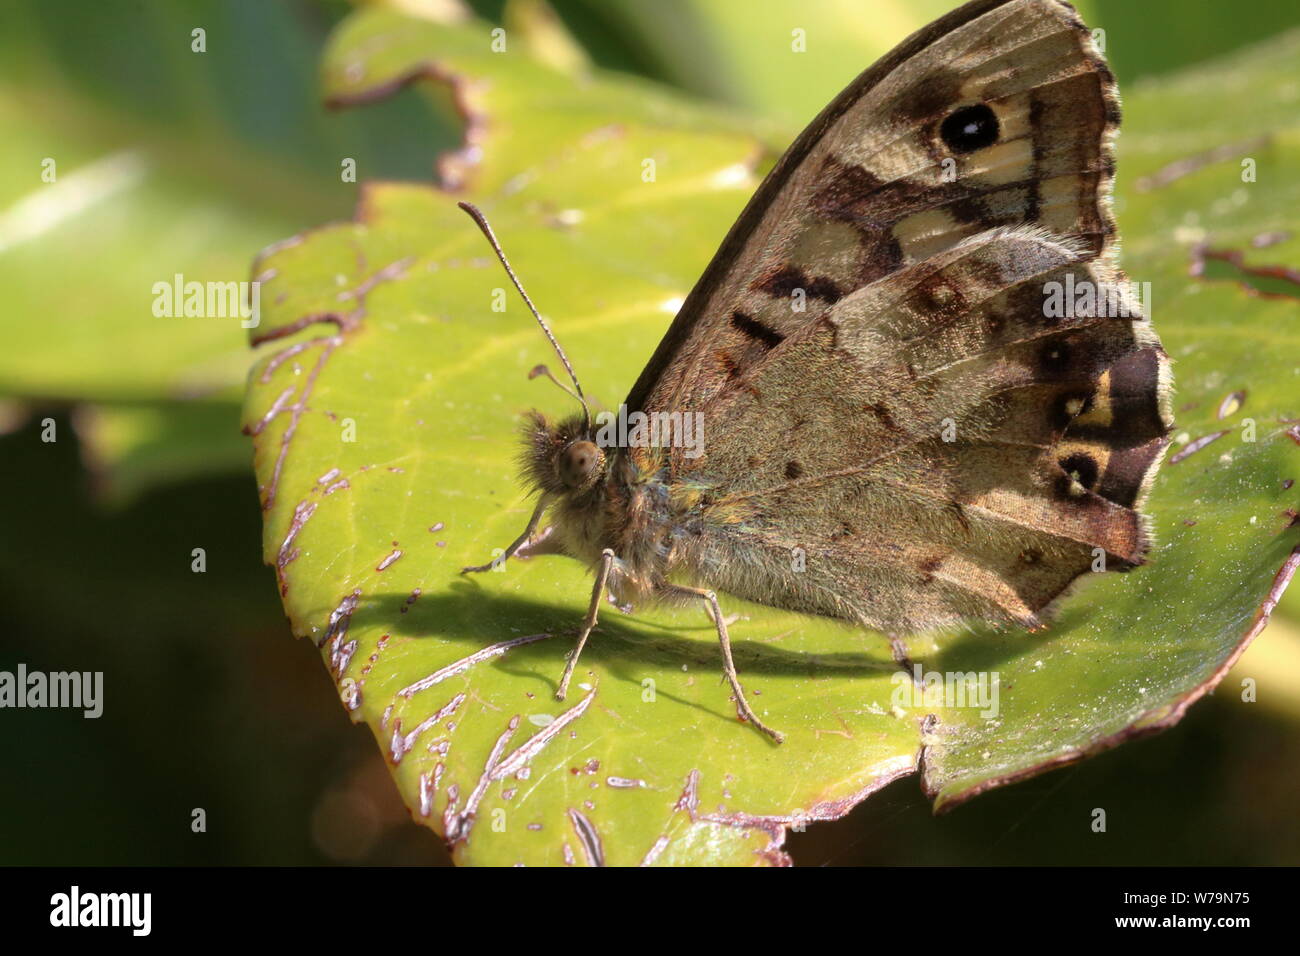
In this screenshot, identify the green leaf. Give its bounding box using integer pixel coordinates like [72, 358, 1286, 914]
[244, 9, 1300, 865]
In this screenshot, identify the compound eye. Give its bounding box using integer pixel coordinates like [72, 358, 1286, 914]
[560, 441, 602, 487]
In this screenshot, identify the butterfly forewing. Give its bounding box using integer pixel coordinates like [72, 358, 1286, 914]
[628, 0, 1120, 419]
[627, 0, 1172, 635]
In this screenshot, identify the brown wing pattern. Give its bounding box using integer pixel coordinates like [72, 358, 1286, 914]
[677, 230, 1170, 632]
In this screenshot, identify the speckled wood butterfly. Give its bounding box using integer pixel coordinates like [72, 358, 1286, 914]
[462, 0, 1173, 742]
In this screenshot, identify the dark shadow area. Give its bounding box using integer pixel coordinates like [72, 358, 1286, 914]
[367, 587, 899, 734]
[789, 692, 1300, 865]
[372, 587, 899, 675]
[0, 415, 449, 865]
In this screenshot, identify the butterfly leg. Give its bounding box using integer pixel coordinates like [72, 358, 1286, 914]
[666, 585, 784, 744]
[556, 548, 616, 701]
[461, 494, 552, 574]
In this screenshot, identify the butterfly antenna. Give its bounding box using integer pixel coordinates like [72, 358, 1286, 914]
[457, 201, 591, 432]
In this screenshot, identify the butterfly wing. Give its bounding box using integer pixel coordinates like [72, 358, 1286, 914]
[627, 0, 1172, 632]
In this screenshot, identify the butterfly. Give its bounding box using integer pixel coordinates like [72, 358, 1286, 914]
[461, 0, 1173, 743]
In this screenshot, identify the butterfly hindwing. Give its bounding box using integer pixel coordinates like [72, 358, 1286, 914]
[668, 225, 1169, 632]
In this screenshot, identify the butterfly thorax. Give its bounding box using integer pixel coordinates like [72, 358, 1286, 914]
[601, 448, 690, 596]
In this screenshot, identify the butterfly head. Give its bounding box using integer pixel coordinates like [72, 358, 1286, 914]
[520, 410, 606, 496]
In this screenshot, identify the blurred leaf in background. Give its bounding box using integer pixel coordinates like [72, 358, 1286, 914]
[0, 0, 455, 502]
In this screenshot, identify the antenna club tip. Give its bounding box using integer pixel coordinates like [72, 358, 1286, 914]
[456, 200, 487, 228]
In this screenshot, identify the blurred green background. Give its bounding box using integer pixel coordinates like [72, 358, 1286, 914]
[2, 0, 1299, 865]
